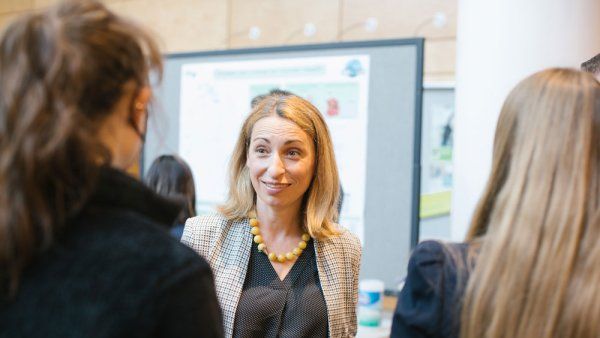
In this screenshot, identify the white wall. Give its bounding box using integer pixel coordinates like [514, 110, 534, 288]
[451, 0, 600, 240]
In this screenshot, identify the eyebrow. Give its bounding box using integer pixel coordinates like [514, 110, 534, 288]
[252, 137, 305, 145]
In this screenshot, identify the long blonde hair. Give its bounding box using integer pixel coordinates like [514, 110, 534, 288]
[219, 93, 340, 239]
[461, 68, 600, 338]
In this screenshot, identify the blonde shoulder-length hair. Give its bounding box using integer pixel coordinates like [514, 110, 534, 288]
[219, 93, 340, 240]
[461, 68, 600, 338]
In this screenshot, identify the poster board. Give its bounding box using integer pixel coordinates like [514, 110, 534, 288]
[419, 85, 455, 241]
[146, 39, 424, 290]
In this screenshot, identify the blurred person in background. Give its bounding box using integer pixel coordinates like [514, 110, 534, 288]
[581, 53, 600, 80]
[392, 68, 600, 338]
[145, 155, 197, 239]
[0, 1, 222, 337]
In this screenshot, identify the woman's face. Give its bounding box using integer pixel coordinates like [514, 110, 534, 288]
[247, 115, 315, 211]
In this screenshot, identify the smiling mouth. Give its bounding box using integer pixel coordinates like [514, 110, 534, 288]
[261, 181, 291, 190]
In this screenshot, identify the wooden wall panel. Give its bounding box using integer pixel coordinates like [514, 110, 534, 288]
[0, 0, 33, 14]
[341, 0, 457, 81]
[229, 0, 340, 48]
[0, 12, 19, 34]
[107, 0, 228, 53]
[341, 0, 456, 40]
[33, 0, 68, 9]
[424, 39, 455, 82]
[32, 0, 134, 10]
[0, 0, 457, 80]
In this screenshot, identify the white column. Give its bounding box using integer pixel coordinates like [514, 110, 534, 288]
[451, 0, 600, 240]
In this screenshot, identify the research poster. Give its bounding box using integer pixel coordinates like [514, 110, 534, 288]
[179, 55, 370, 242]
[420, 100, 453, 218]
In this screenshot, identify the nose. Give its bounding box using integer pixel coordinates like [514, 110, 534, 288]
[266, 153, 285, 178]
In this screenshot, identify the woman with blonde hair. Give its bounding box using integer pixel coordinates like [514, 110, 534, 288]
[183, 92, 361, 338]
[391, 68, 600, 338]
[0, 1, 222, 336]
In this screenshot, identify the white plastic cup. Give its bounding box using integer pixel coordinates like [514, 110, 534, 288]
[358, 279, 384, 327]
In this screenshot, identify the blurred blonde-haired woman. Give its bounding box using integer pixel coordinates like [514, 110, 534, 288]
[392, 68, 600, 338]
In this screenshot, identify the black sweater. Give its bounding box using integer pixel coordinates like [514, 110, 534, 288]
[391, 240, 470, 338]
[0, 167, 223, 338]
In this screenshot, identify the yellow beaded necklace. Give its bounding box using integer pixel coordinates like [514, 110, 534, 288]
[249, 217, 310, 263]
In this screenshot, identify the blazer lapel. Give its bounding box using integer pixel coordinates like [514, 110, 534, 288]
[315, 237, 345, 338]
[209, 218, 252, 338]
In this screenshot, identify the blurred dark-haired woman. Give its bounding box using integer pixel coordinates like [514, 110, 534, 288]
[145, 155, 197, 239]
[0, 1, 222, 337]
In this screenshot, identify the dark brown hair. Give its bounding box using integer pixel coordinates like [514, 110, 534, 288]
[145, 155, 197, 225]
[0, 0, 162, 297]
[581, 53, 600, 76]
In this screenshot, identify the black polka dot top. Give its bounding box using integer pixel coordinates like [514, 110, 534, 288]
[232, 238, 328, 338]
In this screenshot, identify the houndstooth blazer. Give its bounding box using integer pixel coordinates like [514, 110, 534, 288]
[182, 213, 362, 338]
